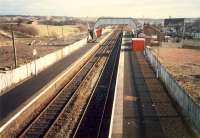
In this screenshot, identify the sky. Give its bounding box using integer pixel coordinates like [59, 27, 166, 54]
[0, 0, 199, 18]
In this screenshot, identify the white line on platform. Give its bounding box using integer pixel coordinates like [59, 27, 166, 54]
[109, 38, 125, 138]
[0, 45, 100, 133]
[0, 31, 113, 134]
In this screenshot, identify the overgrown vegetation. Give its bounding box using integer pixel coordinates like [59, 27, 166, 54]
[40, 18, 85, 26]
[0, 24, 38, 36]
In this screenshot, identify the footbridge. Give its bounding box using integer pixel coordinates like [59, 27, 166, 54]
[94, 17, 137, 34]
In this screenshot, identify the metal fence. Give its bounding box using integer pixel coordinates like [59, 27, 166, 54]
[144, 47, 200, 132]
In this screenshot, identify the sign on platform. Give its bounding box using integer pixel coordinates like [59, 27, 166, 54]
[33, 49, 37, 56]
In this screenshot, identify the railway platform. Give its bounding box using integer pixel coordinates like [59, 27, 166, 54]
[0, 30, 196, 138]
[0, 44, 93, 121]
[109, 33, 193, 138]
[0, 33, 110, 129]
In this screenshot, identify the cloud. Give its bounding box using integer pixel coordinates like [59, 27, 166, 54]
[0, 0, 199, 17]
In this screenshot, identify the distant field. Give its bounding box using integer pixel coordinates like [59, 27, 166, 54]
[0, 24, 81, 39]
[0, 24, 84, 47]
[31, 24, 80, 37]
[152, 47, 200, 102]
[0, 21, 87, 68]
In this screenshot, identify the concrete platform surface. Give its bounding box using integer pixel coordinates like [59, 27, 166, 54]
[109, 34, 193, 138]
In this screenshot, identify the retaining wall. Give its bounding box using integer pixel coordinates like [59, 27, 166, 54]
[0, 38, 87, 94]
[144, 46, 200, 133]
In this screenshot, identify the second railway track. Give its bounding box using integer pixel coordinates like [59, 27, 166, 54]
[19, 30, 122, 138]
[73, 31, 122, 138]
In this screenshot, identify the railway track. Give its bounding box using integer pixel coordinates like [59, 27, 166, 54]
[73, 32, 122, 138]
[19, 30, 122, 138]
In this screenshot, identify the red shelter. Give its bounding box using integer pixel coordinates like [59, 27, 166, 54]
[132, 38, 145, 52]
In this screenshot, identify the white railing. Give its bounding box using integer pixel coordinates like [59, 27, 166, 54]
[183, 40, 200, 48]
[0, 38, 87, 94]
[144, 46, 200, 132]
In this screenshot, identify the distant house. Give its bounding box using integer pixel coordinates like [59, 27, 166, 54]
[164, 18, 185, 37]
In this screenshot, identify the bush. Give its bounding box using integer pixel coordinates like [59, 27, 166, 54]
[0, 24, 38, 36]
[16, 25, 38, 36]
[51, 31, 59, 39]
[0, 24, 10, 31]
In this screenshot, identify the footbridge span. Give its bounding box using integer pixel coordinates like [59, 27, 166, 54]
[94, 17, 137, 34]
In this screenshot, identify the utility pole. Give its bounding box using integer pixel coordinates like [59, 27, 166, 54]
[181, 19, 186, 47]
[11, 24, 17, 68]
